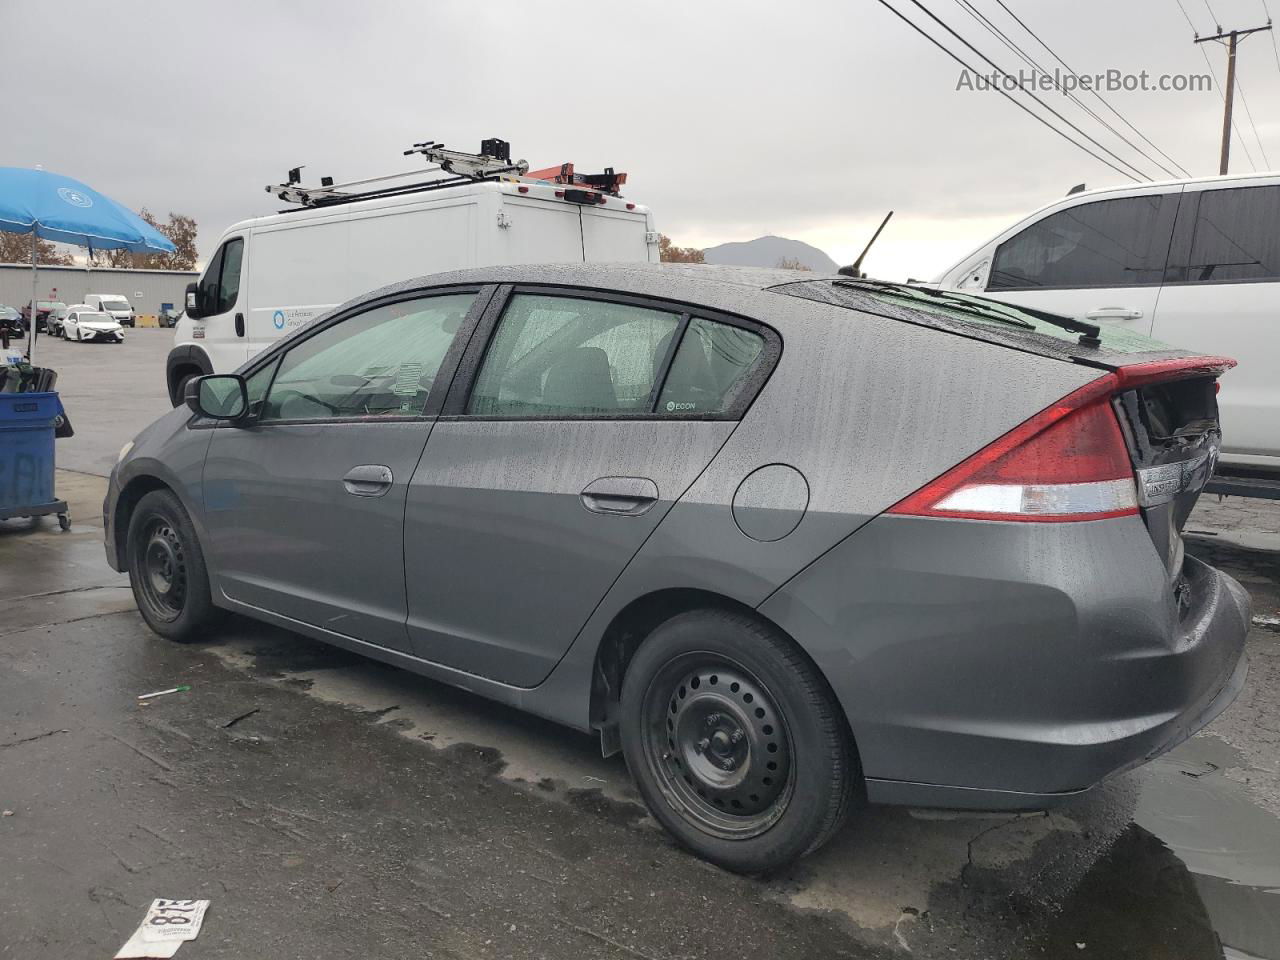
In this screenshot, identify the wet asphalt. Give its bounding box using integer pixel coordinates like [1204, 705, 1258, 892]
[2, 332, 1279, 959]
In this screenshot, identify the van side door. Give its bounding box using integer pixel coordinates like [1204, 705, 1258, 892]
[965, 187, 1181, 336]
[1152, 177, 1280, 466]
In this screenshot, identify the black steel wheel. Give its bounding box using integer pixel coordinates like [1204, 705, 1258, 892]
[620, 609, 857, 874]
[137, 517, 188, 622]
[643, 655, 794, 840]
[126, 489, 220, 641]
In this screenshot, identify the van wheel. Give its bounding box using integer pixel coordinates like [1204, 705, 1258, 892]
[620, 610, 856, 874]
[126, 489, 220, 642]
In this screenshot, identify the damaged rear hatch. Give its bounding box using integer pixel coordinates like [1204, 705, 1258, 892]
[770, 278, 1233, 589]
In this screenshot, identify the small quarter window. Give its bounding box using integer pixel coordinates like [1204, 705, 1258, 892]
[657, 317, 764, 416]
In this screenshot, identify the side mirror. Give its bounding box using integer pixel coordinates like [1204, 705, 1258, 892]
[185, 374, 248, 421]
[185, 282, 203, 320]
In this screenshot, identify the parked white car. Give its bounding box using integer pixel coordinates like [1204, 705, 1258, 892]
[63, 307, 125, 343]
[935, 172, 1280, 492]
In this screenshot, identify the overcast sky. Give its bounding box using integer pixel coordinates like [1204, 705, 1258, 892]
[5, 0, 1277, 280]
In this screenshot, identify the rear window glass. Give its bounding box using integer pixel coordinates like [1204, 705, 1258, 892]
[774, 280, 1172, 356]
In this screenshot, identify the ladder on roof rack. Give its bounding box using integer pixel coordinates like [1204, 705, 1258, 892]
[265, 138, 627, 210]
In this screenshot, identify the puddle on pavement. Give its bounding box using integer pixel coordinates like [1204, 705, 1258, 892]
[1032, 736, 1280, 959]
[1132, 737, 1280, 960]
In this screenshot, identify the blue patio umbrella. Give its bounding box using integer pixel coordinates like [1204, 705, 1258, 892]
[0, 167, 176, 359]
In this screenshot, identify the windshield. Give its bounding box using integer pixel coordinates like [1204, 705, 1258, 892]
[100, 299, 130, 312]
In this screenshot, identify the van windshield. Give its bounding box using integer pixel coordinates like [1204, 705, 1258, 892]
[100, 300, 129, 312]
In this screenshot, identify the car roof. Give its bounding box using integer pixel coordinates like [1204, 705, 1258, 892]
[370, 262, 834, 309]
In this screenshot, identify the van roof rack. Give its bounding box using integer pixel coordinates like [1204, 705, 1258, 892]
[266, 138, 627, 210]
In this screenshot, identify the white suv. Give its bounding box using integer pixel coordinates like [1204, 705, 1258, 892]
[935, 173, 1280, 486]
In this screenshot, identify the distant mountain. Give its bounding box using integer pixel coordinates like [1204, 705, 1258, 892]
[702, 235, 839, 273]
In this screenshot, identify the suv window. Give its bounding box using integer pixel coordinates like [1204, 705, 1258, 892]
[989, 195, 1174, 290]
[196, 238, 244, 315]
[468, 295, 681, 416]
[1181, 185, 1280, 283]
[260, 293, 475, 421]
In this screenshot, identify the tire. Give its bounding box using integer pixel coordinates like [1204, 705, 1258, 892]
[620, 609, 856, 874]
[125, 489, 221, 641]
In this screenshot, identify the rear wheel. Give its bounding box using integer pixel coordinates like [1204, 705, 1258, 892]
[620, 609, 856, 874]
[126, 489, 220, 641]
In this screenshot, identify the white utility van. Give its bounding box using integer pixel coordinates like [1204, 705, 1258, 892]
[168, 152, 660, 404]
[85, 294, 135, 328]
[935, 172, 1280, 492]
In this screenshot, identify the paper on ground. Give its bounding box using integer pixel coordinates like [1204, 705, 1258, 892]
[115, 900, 210, 958]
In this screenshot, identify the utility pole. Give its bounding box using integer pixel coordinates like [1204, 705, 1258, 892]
[1195, 23, 1273, 175]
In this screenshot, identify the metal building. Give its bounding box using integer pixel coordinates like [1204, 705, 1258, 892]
[0, 262, 198, 315]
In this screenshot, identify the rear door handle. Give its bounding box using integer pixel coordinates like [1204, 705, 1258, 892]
[234, 312, 245, 337]
[1085, 307, 1143, 321]
[581, 477, 659, 516]
[343, 464, 394, 498]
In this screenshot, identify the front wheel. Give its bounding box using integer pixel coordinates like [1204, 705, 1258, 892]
[126, 489, 220, 641]
[620, 610, 856, 874]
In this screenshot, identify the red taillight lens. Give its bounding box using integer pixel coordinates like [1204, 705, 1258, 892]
[888, 374, 1139, 522]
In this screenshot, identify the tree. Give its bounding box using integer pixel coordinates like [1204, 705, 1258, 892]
[0, 232, 73, 265]
[658, 234, 705, 263]
[776, 257, 812, 271]
[97, 209, 199, 270]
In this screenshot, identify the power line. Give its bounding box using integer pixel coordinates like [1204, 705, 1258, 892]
[1233, 74, 1272, 167]
[1203, 0, 1222, 30]
[984, 0, 1192, 178]
[952, 0, 1178, 176]
[1263, 0, 1280, 77]
[898, 0, 1154, 181]
[1176, 0, 1201, 35]
[872, 0, 1144, 181]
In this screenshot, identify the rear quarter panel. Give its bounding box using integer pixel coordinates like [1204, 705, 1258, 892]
[535, 294, 1100, 726]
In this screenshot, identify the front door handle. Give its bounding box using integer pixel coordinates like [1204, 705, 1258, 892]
[234, 312, 245, 337]
[343, 464, 394, 498]
[581, 476, 659, 517]
[1085, 307, 1143, 321]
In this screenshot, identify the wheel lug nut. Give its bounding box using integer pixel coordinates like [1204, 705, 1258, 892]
[695, 737, 710, 753]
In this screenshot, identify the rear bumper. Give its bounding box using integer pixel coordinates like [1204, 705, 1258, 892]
[760, 513, 1251, 808]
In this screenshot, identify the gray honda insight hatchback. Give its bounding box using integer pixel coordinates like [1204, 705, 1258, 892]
[105, 264, 1249, 872]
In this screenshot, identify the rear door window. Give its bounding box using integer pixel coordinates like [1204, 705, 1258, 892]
[467, 295, 681, 416]
[989, 195, 1176, 290]
[1179, 185, 1280, 283]
[465, 293, 772, 419]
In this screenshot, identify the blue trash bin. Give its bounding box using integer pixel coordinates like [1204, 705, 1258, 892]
[0, 391, 70, 529]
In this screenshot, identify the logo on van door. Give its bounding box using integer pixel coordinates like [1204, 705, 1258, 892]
[272, 310, 286, 330]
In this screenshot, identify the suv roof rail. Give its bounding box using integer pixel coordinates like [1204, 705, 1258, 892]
[266, 138, 628, 210]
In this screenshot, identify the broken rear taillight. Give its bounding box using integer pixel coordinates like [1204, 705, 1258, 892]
[887, 356, 1235, 523]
